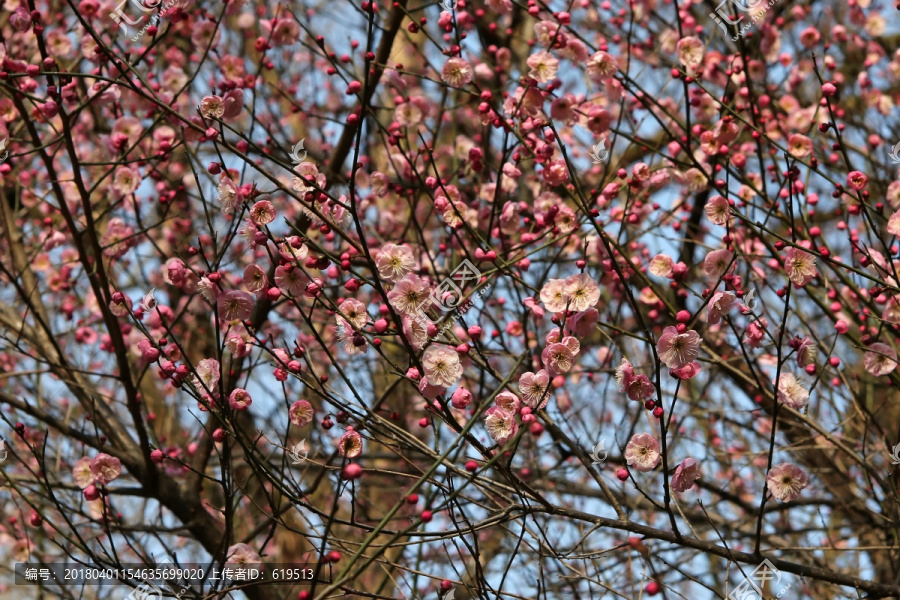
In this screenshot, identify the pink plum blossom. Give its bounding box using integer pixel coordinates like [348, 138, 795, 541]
[864, 343, 898, 376]
[624, 433, 660, 472]
[766, 463, 809, 501]
[671, 458, 701, 492]
[656, 327, 703, 369]
[90, 453, 122, 485]
[289, 400, 315, 427]
[422, 346, 463, 388]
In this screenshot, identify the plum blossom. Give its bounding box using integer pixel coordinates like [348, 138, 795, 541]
[615, 358, 655, 400]
[221, 89, 244, 119]
[518, 370, 550, 409]
[541, 160, 569, 186]
[542, 343, 575, 375]
[113, 166, 141, 195]
[563, 273, 601, 312]
[194, 358, 220, 391]
[766, 463, 809, 501]
[99, 218, 136, 259]
[615, 358, 635, 389]
[376, 244, 416, 282]
[243, 264, 268, 294]
[218, 290, 255, 322]
[676, 37, 704, 71]
[846, 170, 868, 191]
[402, 315, 429, 351]
[864, 342, 898, 376]
[485, 0, 512, 12]
[441, 57, 473, 86]
[671, 458, 701, 492]
[539, 279, 569, 313]
[707, 291, 736, 325]
[229, 388, 253, 411]
[388, 274, 431, 316]
[887, 211, 900, 236]
[262, 17, 300, 45]
[73, 457, 94, 489]
[566, 308, 599, 337]
[656, 327, 703, 369]
[624, 433, 660, 472]
[336, 316, 367, 355]
[796, 337, 818, 367]
[338, 298, 368, 329]
[274, 265, 309, 296]
[745, 318, 767, 348]
[200, 95, 225, 118]
[704, 195, 730, 226]
[787, 133, 813, 158]
[494, 391, 520, 414]
[418, 377, 446, 400]
[649, 254, 675, 278]
[422, 346, 463, 387]
[217, 176, 243, 215]
[90, 453, 122, 485]
[226, 543, 261, 567]
[777, 373, 809, 409]
[703, 249, 734, 282]
[670, 361, 702, 380]
[137, 339, 160, 362]
[249, 201, 276, 226]
[586, 51, 618, 79]
[526, 51, 559, 83]
[289, 400, 314, 427]
[523, 297, 546, 318]
[784, 247, 817, 287]
[484, 407, 517, 445]
[451, 387, 472, 409]
[339, 428, 363, 458]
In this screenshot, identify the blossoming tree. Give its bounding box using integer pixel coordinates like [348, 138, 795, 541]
[1, 0, 900, 597]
